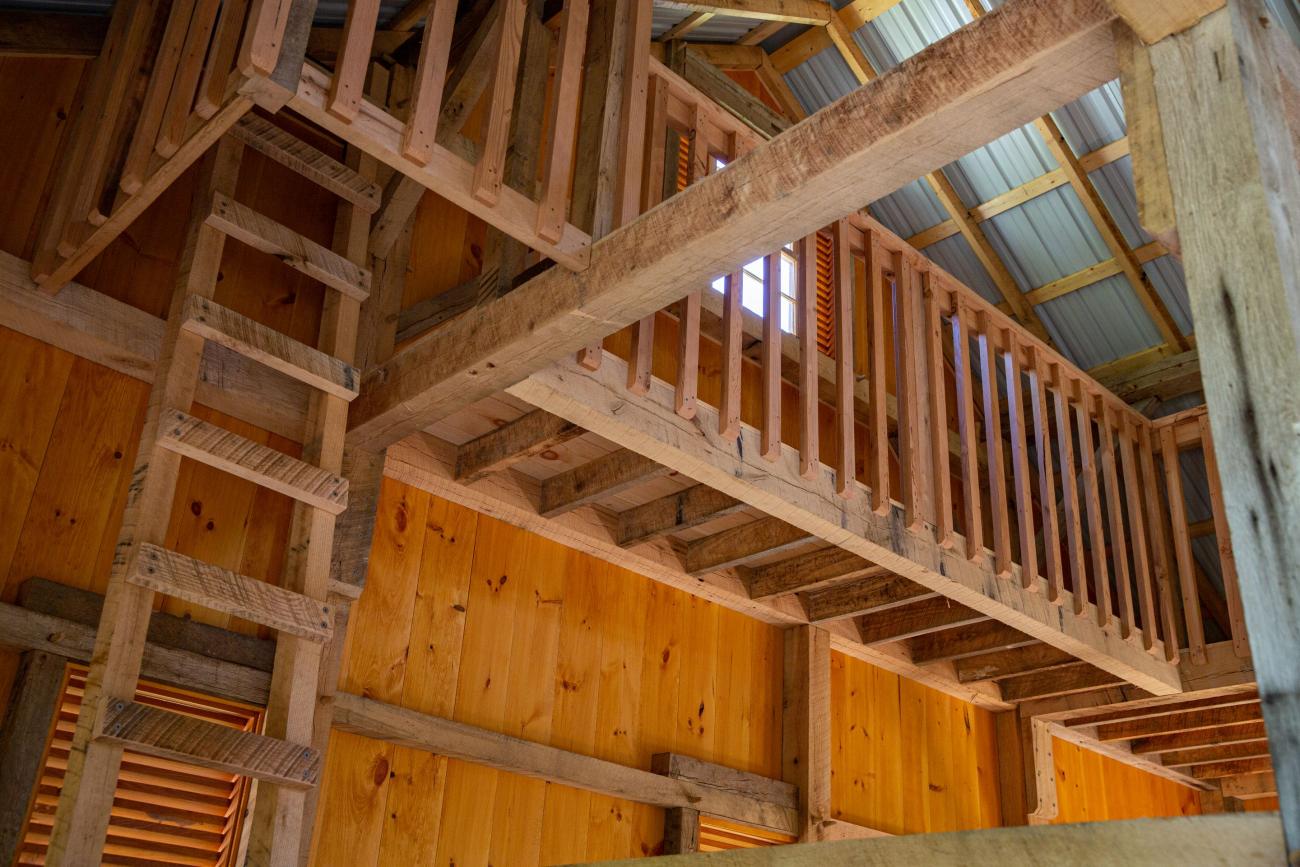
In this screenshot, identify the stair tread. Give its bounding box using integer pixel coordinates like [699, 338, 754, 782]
[99, 698, 320, 789]
[206, 192, 371, 301]
[181, 295, 359, 401]
[230, 114, 381, 213]
[157, 408, 348, 514]
[127, 542, 333, 642]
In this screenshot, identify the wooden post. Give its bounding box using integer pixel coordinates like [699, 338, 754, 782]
[783, 625, 830, 841]
[663, 807, 701, 854]
[0, 652, 67, 865]
[1145, 0, 1300, 856]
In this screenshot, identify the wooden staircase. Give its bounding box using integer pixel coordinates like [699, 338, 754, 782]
[41, 118, 379, 867]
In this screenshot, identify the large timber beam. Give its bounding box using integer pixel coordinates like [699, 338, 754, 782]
[345, 0, 1122, 450]
[1145, 0, 1300, 855]
[507, 352, 1181, 694]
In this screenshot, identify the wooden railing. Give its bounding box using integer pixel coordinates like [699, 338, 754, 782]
[284, 0, 605, 271]
[31, 0, 269, 293]
[584, 59, 1252, 668]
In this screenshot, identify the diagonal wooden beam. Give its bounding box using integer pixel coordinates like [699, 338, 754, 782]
[346, 0, 1125, 450]
[659, 0, 834, 25]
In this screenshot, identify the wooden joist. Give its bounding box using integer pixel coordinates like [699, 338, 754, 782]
[856, 597, 986, 645]
[617, 485, 745, 546]
[659, 0, 833, 24]
[1220, 772, 1278, 800]
[1132, 721, 1270, 756]
[454, 410, 583, 483]
[685, 517, 813, 575]
[98, 699, 320, 788]
[511, 354, 1181, 693]
[538, 449, 670, 517]
[651, 752, 798, 810]
[745, 549, 883, 600]
[156, 409, 349, 514]
[909, 622, 1038, 665]
[1190, 756, 1274, 781]
[1096, 702, 1264, 742]
[1162, 740, 1272, 769]
[953, 644, 1077, 684]
[804, 575, 935, 623]
[345, 0, 1124, 450]
[998, 664, 1124, 702]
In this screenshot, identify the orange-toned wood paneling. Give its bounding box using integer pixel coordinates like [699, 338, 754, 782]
[1050, 737, 1202, 823]
[830, 650, 1002, 835]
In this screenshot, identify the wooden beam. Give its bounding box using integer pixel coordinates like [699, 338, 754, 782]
[685, 517, 813, 574]
[663, 808, 701, 854]
[857, 596, 986, 644]
[659, 0, 834, 25]
[1132, 721, 1270, 756]
[804, 574, 935, 622]
[1097, 348, 1200, 404]
[0, 252, 310, 443]
[955, 644, 1078, 683]
[511, 353, 1181, 693]
[616, 484, 745, 546]
[0, 653, 67, 865]
[607, 813, 1284, 865]
[1162, 740, 1272, 769]
[332, 691, 799, 833]
[652, 752, 797, 809]
[1151, 0, 1300, 851]
[678, 49, 790, 139]
[454, 410, 583, 482]
[1096, 702, 1264, 742]
[345, 0, 1124, 450]
[539, 449, 670, 517]
[910, 622, 1037, 665]
[783, 626, 831, 840]
[1222, 772, 1279, 800]
[1116, 23, 1181, 260]
[745, 549, 884, 600]
[999, 664, 1124, 701]
[769, 0, 903, 74]
[1104, 0, 1225, 44]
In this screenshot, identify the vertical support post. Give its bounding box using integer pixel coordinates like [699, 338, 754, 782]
[1148, 0, 1300, 855]
[662, 807, 701, 854]
[0, 653, 67, 865]
[783, 625, 830, 841]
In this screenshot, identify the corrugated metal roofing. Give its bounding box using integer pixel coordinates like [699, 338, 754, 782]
[777, 0, 1199, 377]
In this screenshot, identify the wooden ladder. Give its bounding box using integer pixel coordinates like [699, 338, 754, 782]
[43, 117, 380, 867]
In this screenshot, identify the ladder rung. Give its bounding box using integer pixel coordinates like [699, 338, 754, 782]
[230, 115, 381, 214]
[181, 295, 359, 401]
[127, 543, 333, 642]
[157, 409, 349, 514]
[206, 193, 371, 302]
[99, 698, 319, 789]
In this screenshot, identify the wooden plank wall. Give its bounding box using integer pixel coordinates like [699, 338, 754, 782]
[1049, 738, 1202, 824]
[830, 651, 1002, 834]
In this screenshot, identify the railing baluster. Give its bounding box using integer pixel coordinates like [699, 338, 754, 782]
[976, 313, 1012, 578]
[401, 0, 458, 165]
[761, 250, 783, 461]
[1138, 424, 1179, 662]
[627, 75, 674, 397]
[196, 0, 250, 119]
[867, 232, 890, 515]
[1029, 350, 1063, 603]
[1003, 333, 1038, 589]
[832, 220, 855, 498]
[1075, 389, 1111, 626]
[675, 105, 710, 420]
[472, 0, 529, 204]
[1120, 415, 1157, 650]
[327, 0, 383, 122]
[922, 273, 952, 546]
[895, 256, 924, 530]
[1159, 424, 1205, 662]
[951, 294, 983, 561]
[1099, 402, 1135, 638]
[1052, 366, 1088, 615]
[719, 269, 743, 439]
[1199, 416, 1250, 658]
[798, 232, 820, 480]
